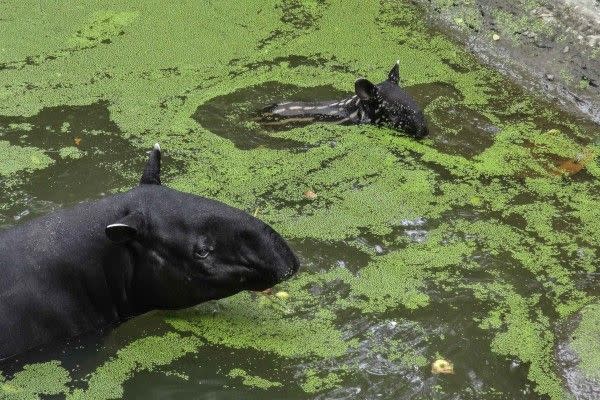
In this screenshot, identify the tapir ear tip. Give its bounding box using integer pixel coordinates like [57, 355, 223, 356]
[140, 143, 162, 185]
[388, 61, 400, 84]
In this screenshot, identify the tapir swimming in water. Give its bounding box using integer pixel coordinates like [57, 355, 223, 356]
[0, 144, 299, 360]
[263, 61, 429, 138]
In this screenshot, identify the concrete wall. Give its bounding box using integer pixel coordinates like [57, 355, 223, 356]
[413, 0, 600, 124]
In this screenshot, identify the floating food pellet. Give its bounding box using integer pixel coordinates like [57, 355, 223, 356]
[304, 190, 317, 200]
[431, 359, 454, 374]
[492, 34, 500, 41]
[275, 291, 290, 300]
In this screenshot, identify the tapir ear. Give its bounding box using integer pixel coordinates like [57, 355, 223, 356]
[388, 60, 400, 85]
[106, 213, 142, 243]
[355, 79, 378, 101]
[140, 143, 161, 185]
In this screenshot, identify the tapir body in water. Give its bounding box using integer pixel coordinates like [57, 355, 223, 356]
[264, 62, 429, 138]
[0, 145, 299, 359]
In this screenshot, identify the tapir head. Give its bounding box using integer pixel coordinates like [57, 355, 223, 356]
[354, 61, 428, 138]
[104, 144, 300, 310]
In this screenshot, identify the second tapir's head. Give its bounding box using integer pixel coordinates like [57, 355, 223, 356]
[354, 61, 428, 138]
[104, 144, 300, 310]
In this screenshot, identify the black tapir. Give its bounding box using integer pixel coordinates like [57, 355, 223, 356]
[0, 144, 299, 359]
[264, 62, 429, 138]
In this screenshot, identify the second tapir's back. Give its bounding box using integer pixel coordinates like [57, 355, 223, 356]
[264, 62, 428, 138]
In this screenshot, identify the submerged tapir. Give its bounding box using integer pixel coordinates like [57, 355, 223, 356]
[0, 144, 299, 359]
[264, 61, 429, 138]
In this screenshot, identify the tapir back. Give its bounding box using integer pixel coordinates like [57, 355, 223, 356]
[0, 193, 130, 358]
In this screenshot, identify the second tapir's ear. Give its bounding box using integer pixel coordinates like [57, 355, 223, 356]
[355, 79, 378, 101]
[140, 143, 161, 185]
[388, 60, 400, 85]
[106, 213, 142, 243]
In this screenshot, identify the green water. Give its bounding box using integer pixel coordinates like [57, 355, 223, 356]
[0, 1, 599, 399]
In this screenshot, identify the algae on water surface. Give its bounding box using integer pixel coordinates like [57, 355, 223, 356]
[570, 304, 600, 382]
[0, 0, 599, 399]
[0, 141, 53, 177]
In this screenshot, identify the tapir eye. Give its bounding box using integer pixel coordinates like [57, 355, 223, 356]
[194, 249, 210, 259]
[194, 236, 214, 260]
[193, 245, 213, 260]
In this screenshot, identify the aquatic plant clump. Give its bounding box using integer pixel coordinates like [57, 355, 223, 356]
[570, 304, 600, 382]
[0, 141, 53, 177]
[227, 368, 283, 390]
[0, 0, 599, 399]
[0, 361, 70, 400]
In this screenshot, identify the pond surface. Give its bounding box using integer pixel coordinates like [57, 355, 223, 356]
[0, 1, 599, 399]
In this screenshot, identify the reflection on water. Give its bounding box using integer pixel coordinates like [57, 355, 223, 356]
[0, 103, 141, 225]
[0, 102, 183, 227]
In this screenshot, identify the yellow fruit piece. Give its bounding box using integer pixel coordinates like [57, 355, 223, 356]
[304, 190, 317, 200]
[275, 291, 290, 300]
[431, 359, 454, 374]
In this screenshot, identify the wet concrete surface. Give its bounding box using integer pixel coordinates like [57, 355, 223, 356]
[412, 0, 600, 124]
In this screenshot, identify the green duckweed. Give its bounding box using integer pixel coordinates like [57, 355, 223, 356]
[227, 368, 283, 390]
[0, 141, 53, 176]
[570, 304, 600, 382]
[0, 362, 70, 400]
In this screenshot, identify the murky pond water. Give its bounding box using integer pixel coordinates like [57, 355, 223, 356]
[0, 1, 599, 399]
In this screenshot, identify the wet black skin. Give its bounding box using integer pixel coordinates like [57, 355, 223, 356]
[0, 145, 299, 360]
[264, 62, 429, 138]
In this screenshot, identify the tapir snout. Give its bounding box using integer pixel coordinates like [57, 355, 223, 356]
[257, 223, 300, 285]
